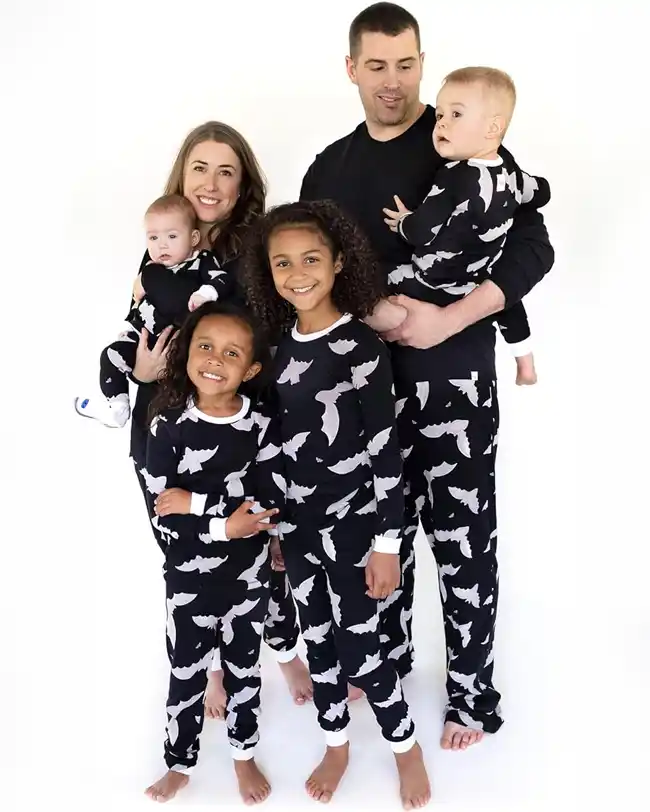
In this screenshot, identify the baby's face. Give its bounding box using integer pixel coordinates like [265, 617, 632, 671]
[433, 81, 496, 160]
[145, 210, 195, 267]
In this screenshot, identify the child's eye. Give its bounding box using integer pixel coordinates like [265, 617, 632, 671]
[149, 235, 157, 241]
[225, 350, 238, 357]
[198, 343, 210, 350]
[169, 234, 176, 239]
[453, 111, 461, 118]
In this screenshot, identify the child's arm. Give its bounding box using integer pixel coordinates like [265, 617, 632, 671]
[146, 418, 277, 541]
[188, 254, 234, 311]
[520, 171, 551, 209]
[351, 336, 404, 552]
[382, 162, 474, 247]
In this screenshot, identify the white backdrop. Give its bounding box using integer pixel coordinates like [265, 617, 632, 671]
[1, 1, 649, 810]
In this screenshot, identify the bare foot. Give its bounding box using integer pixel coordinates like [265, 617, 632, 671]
[145, 770, 189, 802]
[306, 743, 350, 803]
[347, 683, 365, 702]
[395, 743, 431, 809]
[278, 656, 313, 705]
[204, 669, 227, 720]
[515, 353, 537, 386]
[440, 721, 485, 751]
[234, 758, 271, 805]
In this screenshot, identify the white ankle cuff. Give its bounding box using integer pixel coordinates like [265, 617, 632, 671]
[231, 746, 255, 761]
[390, 734, 416, 754]
[210, 648, 222, 672]
[324, 728, 349, 747]
[170, 764, 194, 775]
[271, 645, 299, 664]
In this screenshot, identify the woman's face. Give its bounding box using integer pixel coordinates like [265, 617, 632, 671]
[182, 140, 243, 225]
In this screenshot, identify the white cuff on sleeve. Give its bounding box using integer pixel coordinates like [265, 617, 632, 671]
[209, 517, 229, 541]
[190, 492, 207, 516]
[372, 535, 401, 554]
[397, 212, 412, 240]
[508, 338, 533, 358]
[195, 284, 218, 302]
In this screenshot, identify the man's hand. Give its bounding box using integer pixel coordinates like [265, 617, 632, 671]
[365, 551, 400, 600]
[364, 299, 408, 333]
[154, 488, 192, 517]
[382, 195, 412, 233]
[226, 501, 279, 540]
[381, 294, 459, 349]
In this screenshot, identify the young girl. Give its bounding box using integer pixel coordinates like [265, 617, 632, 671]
[240, 200, 432, 810]
[141, 301, 284, 805]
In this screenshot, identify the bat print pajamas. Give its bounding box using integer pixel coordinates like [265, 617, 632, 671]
[392, 156, 551, 359]
[99, 250, 225, 409]
[142, 396, 285, 771]
[274, 314, 416, 752]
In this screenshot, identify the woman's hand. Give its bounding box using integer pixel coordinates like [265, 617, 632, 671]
[131, 326, 175, 384]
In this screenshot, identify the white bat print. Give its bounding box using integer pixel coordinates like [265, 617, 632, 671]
[282, 431, 310, 461]
[452, 584, 481, 608]
[315, 381, 354, 445]
[277, 357, 313, 385]
[312, 663, 342, 684]
[166, 592, 197, 648]
[302, 621, 332, 644]
[328, 338, 358, 355]
[351, 357, 379, 389]
[448, 486, 480, 514]
[176, 555, 227, 573]
[326, 489, 359, 518]
[434, 526, 472, 558]
[293, 575, 316, 606]
[347, 613, 380, 635]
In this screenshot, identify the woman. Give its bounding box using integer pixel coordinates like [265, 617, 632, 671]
[129, 122, 313, 727]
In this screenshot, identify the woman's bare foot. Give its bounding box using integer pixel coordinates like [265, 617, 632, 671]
[347, 683, 365, 702]
[515, 353, 537, 385]
[278, 656, 313, 705]
[306, 743, 350, 803]
[145, 770, 189, 802]
[440, 721, 484, 751]
[394, 743, 431, 809]
[204, 669, 227, 720]
[234, 758, 271, 805]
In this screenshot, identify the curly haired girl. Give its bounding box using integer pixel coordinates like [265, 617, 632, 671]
[141, 301, 285, 805]
[240, 200, 431, 807]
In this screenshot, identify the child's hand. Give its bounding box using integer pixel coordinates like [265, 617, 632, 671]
[364, 299, 408, 333]
[382, 195, 411, 232]
[188, 292, 209, 312]
[270, 537, 286, 571]
[133, 274, 145, 304]
[226, 501, 279, 539]
[365, 551, 400, 600]
[154, 487, 192, 516]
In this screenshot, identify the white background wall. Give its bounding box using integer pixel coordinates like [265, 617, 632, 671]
[1, 1, 649, 810]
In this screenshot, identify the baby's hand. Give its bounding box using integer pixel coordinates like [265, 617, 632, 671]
[133, 274, 145, 304]
[188, 292, 209, 312]
[154, 487, 192, 516]
[365, 299, 408, 333]
[382, 195, 411, 232]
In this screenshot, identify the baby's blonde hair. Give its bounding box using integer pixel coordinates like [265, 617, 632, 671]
[442, 66, 517, 131]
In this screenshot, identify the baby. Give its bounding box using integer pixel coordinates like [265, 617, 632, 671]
[371, 66, 550, 385]
[75, 193, 226, 427]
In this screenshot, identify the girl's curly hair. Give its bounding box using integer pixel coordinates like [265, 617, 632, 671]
[238, 199, 387, 336]
[148, 301, 271, 424]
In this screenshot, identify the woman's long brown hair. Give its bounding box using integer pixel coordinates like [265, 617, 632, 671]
[164, 121, 266, 263]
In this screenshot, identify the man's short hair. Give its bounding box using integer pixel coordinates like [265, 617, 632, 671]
[349, 3, 420, 59]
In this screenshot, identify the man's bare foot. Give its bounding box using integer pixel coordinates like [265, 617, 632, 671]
[145, 770, 189, 802]
[204, 669, 227, 720]
[395, 743, 431, 809]
[234, 758, 271, 805]
[440, 721, 485, 751]
[306, 743, 350, 803]
[278, 656, 313, 705]
[347, 683, 365, 702]
[515, 353, 537, 385]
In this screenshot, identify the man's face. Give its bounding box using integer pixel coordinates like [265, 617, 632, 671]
[346, 29, 423, 129]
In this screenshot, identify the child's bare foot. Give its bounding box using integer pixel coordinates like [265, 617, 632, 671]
[145, 770, 189, 802]
[204, 669, 227, 720]
[234, 758, 271, 805]
[440, 721, 484, 751]
[515, 352, 537, 385]
[306, 743, 349, 802]
[394, 743, 431, 809]
[347, 683, 365, 702]
[279, 656, 313, 705]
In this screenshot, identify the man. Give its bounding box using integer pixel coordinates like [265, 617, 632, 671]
[300, 2, 554, 752]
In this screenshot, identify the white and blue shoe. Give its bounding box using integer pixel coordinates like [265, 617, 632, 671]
[74, 394, 130, 428]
